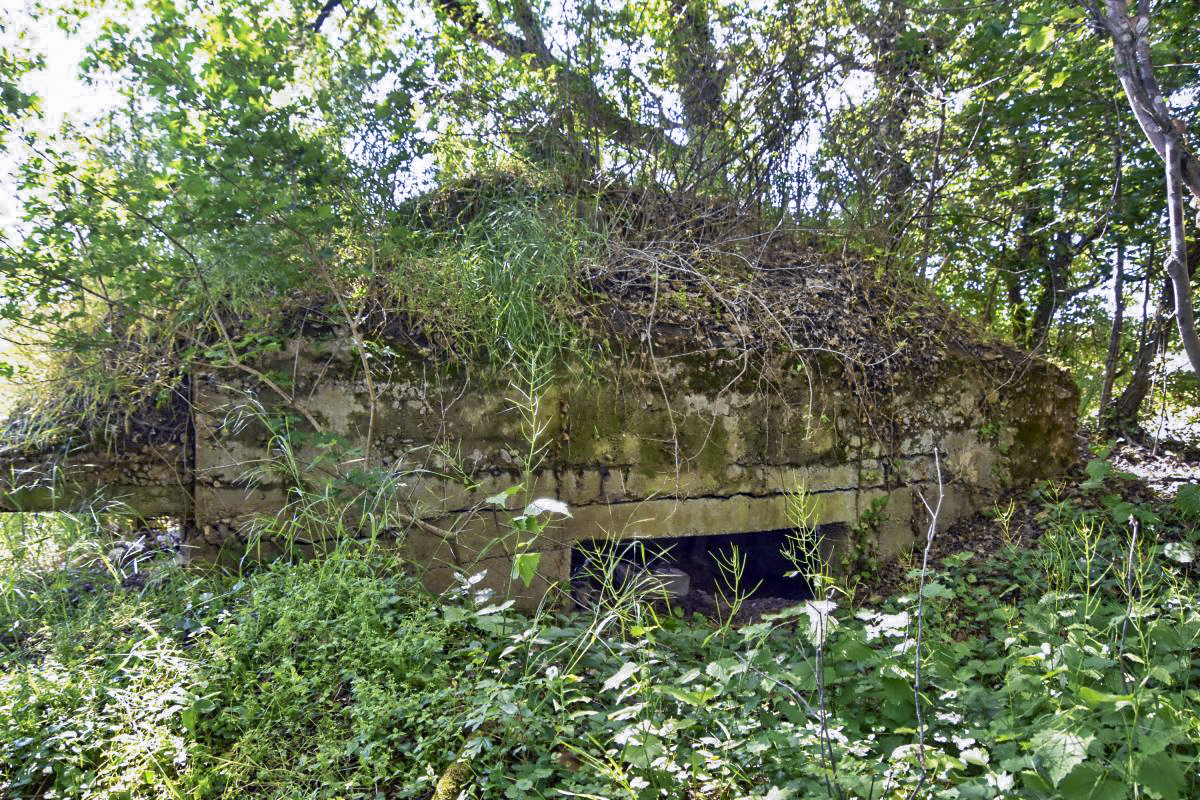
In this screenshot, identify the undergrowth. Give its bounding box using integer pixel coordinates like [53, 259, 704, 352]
[1, 170, 602, 452]
[1, 459, 1199, 799]
[386, 174, 603, 362]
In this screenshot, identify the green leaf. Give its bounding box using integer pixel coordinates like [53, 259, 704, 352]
[1081, 459, 1111, 490]
[1055, 7, 1086, 21]
[1027, 25, 1056, 53]
[1136, 752, 1185, 800]
[511, 551, 541, 587]
[657, 685, 718, 706]
[602, 662, 639, 693]
[1077, 685, 1133, 709]
[620, 733, 663, 768]
[920, 581, 954, 599]
[521, 497, 570, 517]
[1029, 728, 1093, 787]
[1174, 484, 1200, 519]
[1147, 665, 1174, 686]
[484, 485, 522, 508]
[1108, 501, 1135, 524]
[1058, 764, 1126, 800]
[1163, 542, 1195, 564]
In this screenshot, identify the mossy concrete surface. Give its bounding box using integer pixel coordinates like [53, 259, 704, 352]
[0, 330, 1076, 605]
[0, 441, 191, 517]
[178, 337, 1076, 603]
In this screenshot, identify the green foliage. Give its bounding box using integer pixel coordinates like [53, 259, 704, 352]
[6, 0, 1200, 434]
[1174, 484, 1200, 520]
[0, 514, 214, 797]
[388, 176, 602, 361]
[0, 10, 40, 146]
[4, 462, 1200, 799]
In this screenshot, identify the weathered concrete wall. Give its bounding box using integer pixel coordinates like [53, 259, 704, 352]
[0, 443, 190, 517]
[0, 329, 1076, 607]
[186, 337, 1076, 602]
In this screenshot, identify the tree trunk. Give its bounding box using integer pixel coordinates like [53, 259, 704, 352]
[1029, 230, 1072, 350]
[1164, 138, 1200, 376]
[1092, 0, 1200, 383]
[1112, 245, 1171, 427]
[1099, 240, 1125, 413]
[1004, 267, 1031, 348]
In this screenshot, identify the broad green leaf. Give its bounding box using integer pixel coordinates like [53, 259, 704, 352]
[1029, 728, 1093, 787]
[1108, 501, 1135, 524]
[511, 551, 541, 587]
[1136, 752, 1185, 800]
[1174, 484, 1200, 519]
[920, 581, 953, 599]
[620, 733, 663, 768]
[1027, 25, 1056, 53]
[656, 685, 718, 706]
[1076, 685, 1133, 709]
[474, 600, 515, 616]
[522, 497, 571, 517]
[1081, 459, 1111, 490]
[1163, 542, 1196, 564]
[1058, 764, 1126, 800]
[602, 661, 639, 693]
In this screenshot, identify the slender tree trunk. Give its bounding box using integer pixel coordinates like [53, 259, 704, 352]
[981, 269, 1000, 328]
[1164, 138, 1200, 376]
[1029, 230, 1072, 351]
[1113, 244, 1171, 426]
[1099, 240, 1125, 413]
[1112, 311, 1170, 426]
[1092, 0, 1200, 383]
[1004, 268, 1031, 348]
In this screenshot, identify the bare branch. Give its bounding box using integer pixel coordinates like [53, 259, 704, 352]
[310, 0, 344, 32]
[1092, 0, 1200, 199]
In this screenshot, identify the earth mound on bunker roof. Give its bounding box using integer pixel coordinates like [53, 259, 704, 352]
[0, 173, 1039, 456]
[401, 174, 1027, 386]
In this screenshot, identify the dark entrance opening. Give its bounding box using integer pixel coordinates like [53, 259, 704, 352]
[571, 529, 815, 604]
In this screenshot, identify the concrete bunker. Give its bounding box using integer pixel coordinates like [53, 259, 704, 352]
[0, 184, 1080, 606]
[0, 334, 1078, 606]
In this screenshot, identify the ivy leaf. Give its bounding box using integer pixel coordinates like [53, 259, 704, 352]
[1029, 728, 1093, 787]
